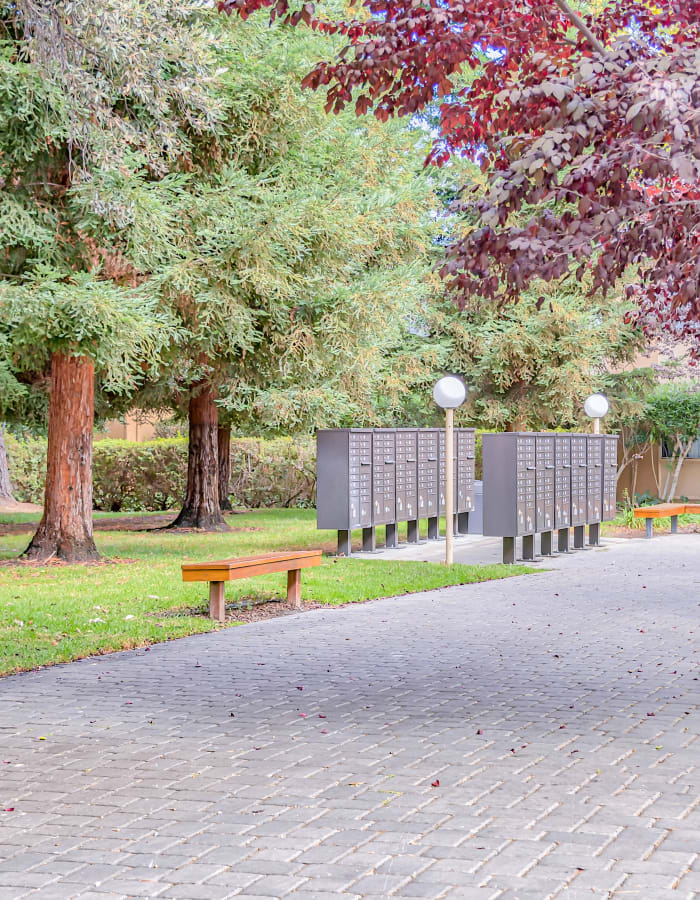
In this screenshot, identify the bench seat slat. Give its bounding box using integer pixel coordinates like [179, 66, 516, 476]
[182, 550, 320, 573]
[633, 503, 686, 519]
[183, 555, 321, 583]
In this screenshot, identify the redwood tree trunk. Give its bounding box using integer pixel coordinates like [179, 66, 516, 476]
[169, 385, 228, 531]
[23, 353, 99, 562]
[218, 424, 233, 512]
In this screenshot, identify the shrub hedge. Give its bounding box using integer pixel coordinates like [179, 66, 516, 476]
[6, 435, 316, 511]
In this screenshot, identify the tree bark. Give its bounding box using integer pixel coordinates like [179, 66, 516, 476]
[218, 424, 233, 512]
[168, 385, 228, 531]
[0, 425, 14, 502]
[667, 440, 691, 501]
[23, 353, 99, 562]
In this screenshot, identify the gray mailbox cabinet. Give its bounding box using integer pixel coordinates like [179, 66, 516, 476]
[482, 433, 536, 538]
[602, 435, 619, 520]
[316, 429, 373, 544]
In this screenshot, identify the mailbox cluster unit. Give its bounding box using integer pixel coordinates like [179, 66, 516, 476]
[482, 432, 619, 563]
[316, 428, 476, 555]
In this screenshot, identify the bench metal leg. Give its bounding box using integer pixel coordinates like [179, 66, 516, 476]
[337, 529, 351, 557]
[385, 523, 398, 548]
[287, 568, 302, 609]
[573, 525, 585, 549]
[589, 523, 600, 546]
[522, 534, 535, 561]
[503, 536, 515, 565]
[427, 516, 439, 540]
[209, 581, 226, 622]
[362, 526, 376, 552]
[541, 531, 553, 556]
[407, 519, 419, 543]
[646, 517, 654, 539]
[558, 528, 570, 553]
[671, 515, 678, 534]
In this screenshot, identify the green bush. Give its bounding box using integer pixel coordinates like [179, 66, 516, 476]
[5, 434, 47, 504]
[92, 439, 187, 511]
[5, 435, 316, 511]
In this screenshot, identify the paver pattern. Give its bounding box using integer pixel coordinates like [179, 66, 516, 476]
[0, 535, 698, 900]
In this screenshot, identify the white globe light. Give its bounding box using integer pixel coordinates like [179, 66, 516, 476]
[583, 393, 610, 419]
[433, 376, 467, 409]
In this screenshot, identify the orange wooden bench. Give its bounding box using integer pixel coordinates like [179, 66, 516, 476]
[633, 502, 698, 538]
[182, 550, 323, 622]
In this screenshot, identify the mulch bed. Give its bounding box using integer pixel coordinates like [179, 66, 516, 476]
[606, 523, 700, 538]
[0, 514, 261, 536]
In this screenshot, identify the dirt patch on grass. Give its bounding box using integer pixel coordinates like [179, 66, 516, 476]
[0, 556, 137, 569]
[0, 513, 263, 535]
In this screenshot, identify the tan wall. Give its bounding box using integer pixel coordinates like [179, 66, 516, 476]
[99, 414, 159, 442]
[618, 442, 700, 502]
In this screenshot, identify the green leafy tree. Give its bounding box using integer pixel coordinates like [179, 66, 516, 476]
[123, 17, 441, 528]
[0, 1, 223, 559]
[429, 287, 644, 432]
[646, 384, 700, 502]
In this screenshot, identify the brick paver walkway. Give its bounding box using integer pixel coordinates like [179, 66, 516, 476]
[0, 535, 698, 900]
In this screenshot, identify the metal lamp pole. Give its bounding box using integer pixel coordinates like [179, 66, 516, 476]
[433, 376, 467, 566]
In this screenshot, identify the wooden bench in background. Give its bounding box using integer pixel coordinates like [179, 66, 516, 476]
[182, 550, 323, 622]
[633, 502, 699, 539]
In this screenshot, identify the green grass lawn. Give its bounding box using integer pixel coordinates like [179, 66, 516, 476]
[0, 508, 535, 676]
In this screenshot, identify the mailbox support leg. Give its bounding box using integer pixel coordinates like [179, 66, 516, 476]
[337, 530, 351, 557]
[671, 515, 678, 534]
[385, 523, 398, 548]
[427, 516, 439, 540]
[541, 530, 553, 556]
[557, 528, 570, 553]
[503, 537, 515, 565]
[522, 534, 535, 560]
[589, 523, 600, 546]
[362, 526, 376, 552]
[457, 511, 469, 534]
[407, 519, 419, 543]
[645, 517, 654, 539]
[573, 525, 585, 549]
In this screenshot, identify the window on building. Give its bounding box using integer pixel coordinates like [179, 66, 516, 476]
[661, 436, 700, 459]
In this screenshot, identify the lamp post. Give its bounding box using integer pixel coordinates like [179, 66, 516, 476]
[433, 376, 467, 565]
[583, 393, 610, 434]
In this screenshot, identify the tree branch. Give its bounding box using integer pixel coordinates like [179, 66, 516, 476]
[552, 0, 608, 57]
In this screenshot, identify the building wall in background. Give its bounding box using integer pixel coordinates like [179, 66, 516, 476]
[617, 442, 700, 501]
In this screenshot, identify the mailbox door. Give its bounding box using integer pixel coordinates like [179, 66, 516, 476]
[554, 435, 571, 529]
[438, 429, 458, 513]
[535, 434, 555, 532]
[586, 436, 603, 522]
[349, 430, 373, 528]
[516, 435, 536, 535]
[372, 430, 396, 526]
[418, 429, 439, 517]
[395, 429, 417, 522]
[570, 435, 587, 525]
[602, 435, 618, 520]
[457, 428, 476, 512]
